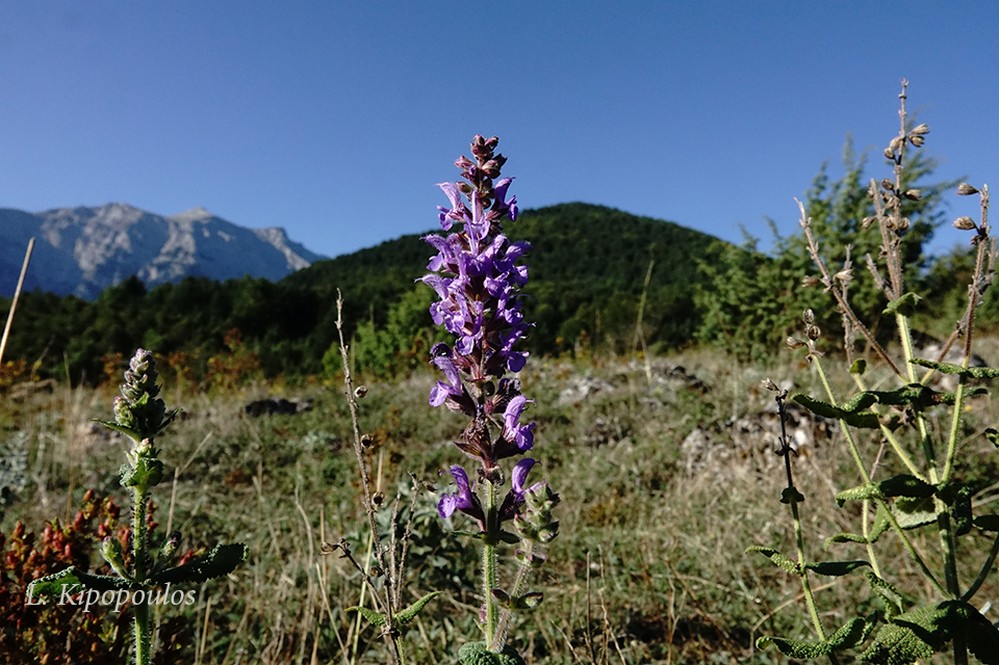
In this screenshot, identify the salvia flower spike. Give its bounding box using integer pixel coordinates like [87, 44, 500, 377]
[423, 135, 557, 662]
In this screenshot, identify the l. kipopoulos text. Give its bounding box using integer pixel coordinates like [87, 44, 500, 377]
[26, 583, 196, 613]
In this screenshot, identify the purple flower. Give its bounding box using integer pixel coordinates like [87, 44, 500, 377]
[502, 395, 535, 452]
[499, 458, 544, 521]
[438, 465, 484, 525]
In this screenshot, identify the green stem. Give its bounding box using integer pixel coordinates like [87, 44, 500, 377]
[132, 482, 151, 665]
[482, 479, 499, 650]
[790, 497, 826, 643]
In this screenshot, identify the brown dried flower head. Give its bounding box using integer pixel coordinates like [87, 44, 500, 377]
[953, 216, 977, 231]
[957, 183, 979, 196]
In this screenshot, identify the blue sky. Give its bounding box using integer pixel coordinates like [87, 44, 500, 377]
[1, 2, 997, 259]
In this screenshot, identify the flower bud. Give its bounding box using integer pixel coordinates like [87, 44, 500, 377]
[957, 183, 979, 196]
[953, 216, 977, 231]
[101, 536, 129, 578]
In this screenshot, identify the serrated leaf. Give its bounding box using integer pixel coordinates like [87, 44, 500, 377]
[806, 559, 871, 576]
[826, 531, 870, 545]
[347, 605, 386, 627]
[746, 546, 800, 574]
[396, 591, 440, 625]
[458, 641, 526, 665]
[151, 543, 247, 585]
[757, 617, 867, 658]
[893, 495, 938, 530]
[864, 571, 905, 617]
[878, 474, 936, 499]
[911, 358, 999, 380]
[792, 393, 880, 428]
[27, 566, 131, 599]
[860, 602, 950, 664]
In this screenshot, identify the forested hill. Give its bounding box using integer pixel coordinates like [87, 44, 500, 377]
[0, 203, 723, 383]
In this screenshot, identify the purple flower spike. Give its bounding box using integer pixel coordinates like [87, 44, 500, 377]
[438, 466, 484, 524]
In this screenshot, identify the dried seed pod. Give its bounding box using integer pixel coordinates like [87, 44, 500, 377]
[834, 268, 853, 283]
[909, 134, 925, 148]
[953, 216, 977, 231]
[883, 146, 895, 160]
[360, 433, 375, 448]
[762, 378, 779, 392]
[903, 189, 921, 201]
[957, 183, 979, 196]
[354, 386, 368, 399]
[802, 309, 816, 325]
[805, 324, 822, 341]
[909, 123, 930, 136]
[801, 275, 820, 288]
[889, 135, 906, 155]
[786, 336, 806, 350]
[372, 491, 385, 506]
[861, 216, 878, 229]
[881, 178, 896, 191]
[897, 217, 910, 231]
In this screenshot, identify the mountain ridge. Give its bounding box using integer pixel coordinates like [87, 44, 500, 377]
[0, 203, 325, 299]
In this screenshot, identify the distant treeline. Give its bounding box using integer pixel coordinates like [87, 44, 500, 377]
[1, 189, 995, 386]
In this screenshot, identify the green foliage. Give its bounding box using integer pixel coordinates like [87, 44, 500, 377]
[457, 642, 526, 665]
[757, 616, 868, 659]
[695, 138, 953, 360]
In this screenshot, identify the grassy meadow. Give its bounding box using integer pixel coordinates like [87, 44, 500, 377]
[3, 337, 998, 663]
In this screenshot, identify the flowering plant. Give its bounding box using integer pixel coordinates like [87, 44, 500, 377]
[423, 136, 559, 664]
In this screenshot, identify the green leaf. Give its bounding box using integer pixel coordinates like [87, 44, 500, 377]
[746, 546, 800, 574]
[850, 358, 868, 375]
[836, 474, 935, 507]
[757, 616, 867, 658]
[860, 601, 958, 664]
[884, 291, 922, 317]
[395, 591, 441, 625]
[826, 531, 870, 545]
[151, 543, 247, 585]
[347, 605, 386, 627]
[792, 393, 880, 428]
[27, 566, 131, 600]
[892, 496, 938, 530]
[806, 559, 871, 576]
[985, 428, 999, 447]
[864, 571, 906, 618]
[911, 358, 999, 380]
[458, 642, 526, 665]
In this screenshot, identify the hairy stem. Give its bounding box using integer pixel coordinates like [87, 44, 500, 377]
[482, 479, 499, 650]
[132, 484, 151, 665]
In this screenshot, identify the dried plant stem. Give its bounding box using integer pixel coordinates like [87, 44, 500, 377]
[0, 237, 34, 366]
[797, 200, 902, 378]
[333, 289, 403, 665]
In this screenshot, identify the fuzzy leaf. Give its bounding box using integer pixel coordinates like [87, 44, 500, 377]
[892, 496, 938, 530]
[826, 531, 870, 545]
[27, 566, 131, 600]
[806, 559, 871, 577]
[911, 358, 999, 380]
[458, 641, 526, 665]
[347, 605, 386, 627]
[151, 543, 247, 585]
[836, 474, 935, 507]
[884, 292, 922, 317]
[864, 571, 906, 618]
[792, 393, 880, 428]
[396, 591, 441, 625]
[860, 601, 954, 664]
[757, 616, 867, 657]
[746, 546, 800, 574]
